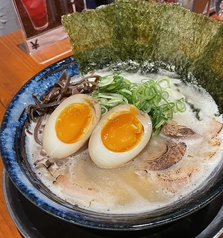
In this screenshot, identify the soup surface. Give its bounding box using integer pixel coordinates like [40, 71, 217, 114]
[25, 69, 223, 214]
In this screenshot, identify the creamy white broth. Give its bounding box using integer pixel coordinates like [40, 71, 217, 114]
[25, 70, 223, 214]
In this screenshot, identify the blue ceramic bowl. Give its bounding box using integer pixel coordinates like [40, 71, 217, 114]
[1, 56, 223, 231]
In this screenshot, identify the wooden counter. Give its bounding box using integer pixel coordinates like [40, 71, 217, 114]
[0, 30, 72, 238]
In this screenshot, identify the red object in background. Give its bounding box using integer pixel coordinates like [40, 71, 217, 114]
[21, 0, 48, 31]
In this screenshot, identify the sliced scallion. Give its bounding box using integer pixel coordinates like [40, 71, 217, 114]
[92, 72, 186, 135]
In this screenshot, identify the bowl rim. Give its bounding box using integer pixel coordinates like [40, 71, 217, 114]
[1, 56, 223, 231]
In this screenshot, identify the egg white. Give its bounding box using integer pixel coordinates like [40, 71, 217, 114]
[42, 94, 101, 159]
[88, 104, 152, 169]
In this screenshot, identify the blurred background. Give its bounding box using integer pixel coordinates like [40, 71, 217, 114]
[0, 0, 220, 37]
[0, 0, 18, 36]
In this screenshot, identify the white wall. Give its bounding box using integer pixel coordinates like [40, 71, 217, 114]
[0, 0, 19, 36]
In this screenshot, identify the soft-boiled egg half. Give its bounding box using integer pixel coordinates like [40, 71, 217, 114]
[42, 94, 101, 159]
[88, 104, 152, 169]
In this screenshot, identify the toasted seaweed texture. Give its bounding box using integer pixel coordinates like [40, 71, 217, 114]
[62, 0, 223, 113]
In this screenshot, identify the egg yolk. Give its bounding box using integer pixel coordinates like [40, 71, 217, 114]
[55, 103, 93, 144]
[101, 106, 144, 152]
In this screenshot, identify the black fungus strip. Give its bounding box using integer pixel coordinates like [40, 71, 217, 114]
[25, 70, 100, 144]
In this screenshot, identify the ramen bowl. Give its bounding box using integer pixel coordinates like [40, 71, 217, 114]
[1, 0, 223, 231]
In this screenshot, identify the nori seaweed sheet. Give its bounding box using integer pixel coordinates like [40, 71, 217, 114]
[62, 0, 223, 113]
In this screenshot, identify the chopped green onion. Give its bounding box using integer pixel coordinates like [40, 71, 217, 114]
[98, 74, 114, 87]
[175, 98, 187, 112]
[92, 72, 186, 136]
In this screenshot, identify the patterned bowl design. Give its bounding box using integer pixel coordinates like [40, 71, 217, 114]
[1, 56, 223, 230]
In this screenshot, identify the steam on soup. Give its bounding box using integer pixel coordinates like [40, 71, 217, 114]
[25, 69, 223, 214]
